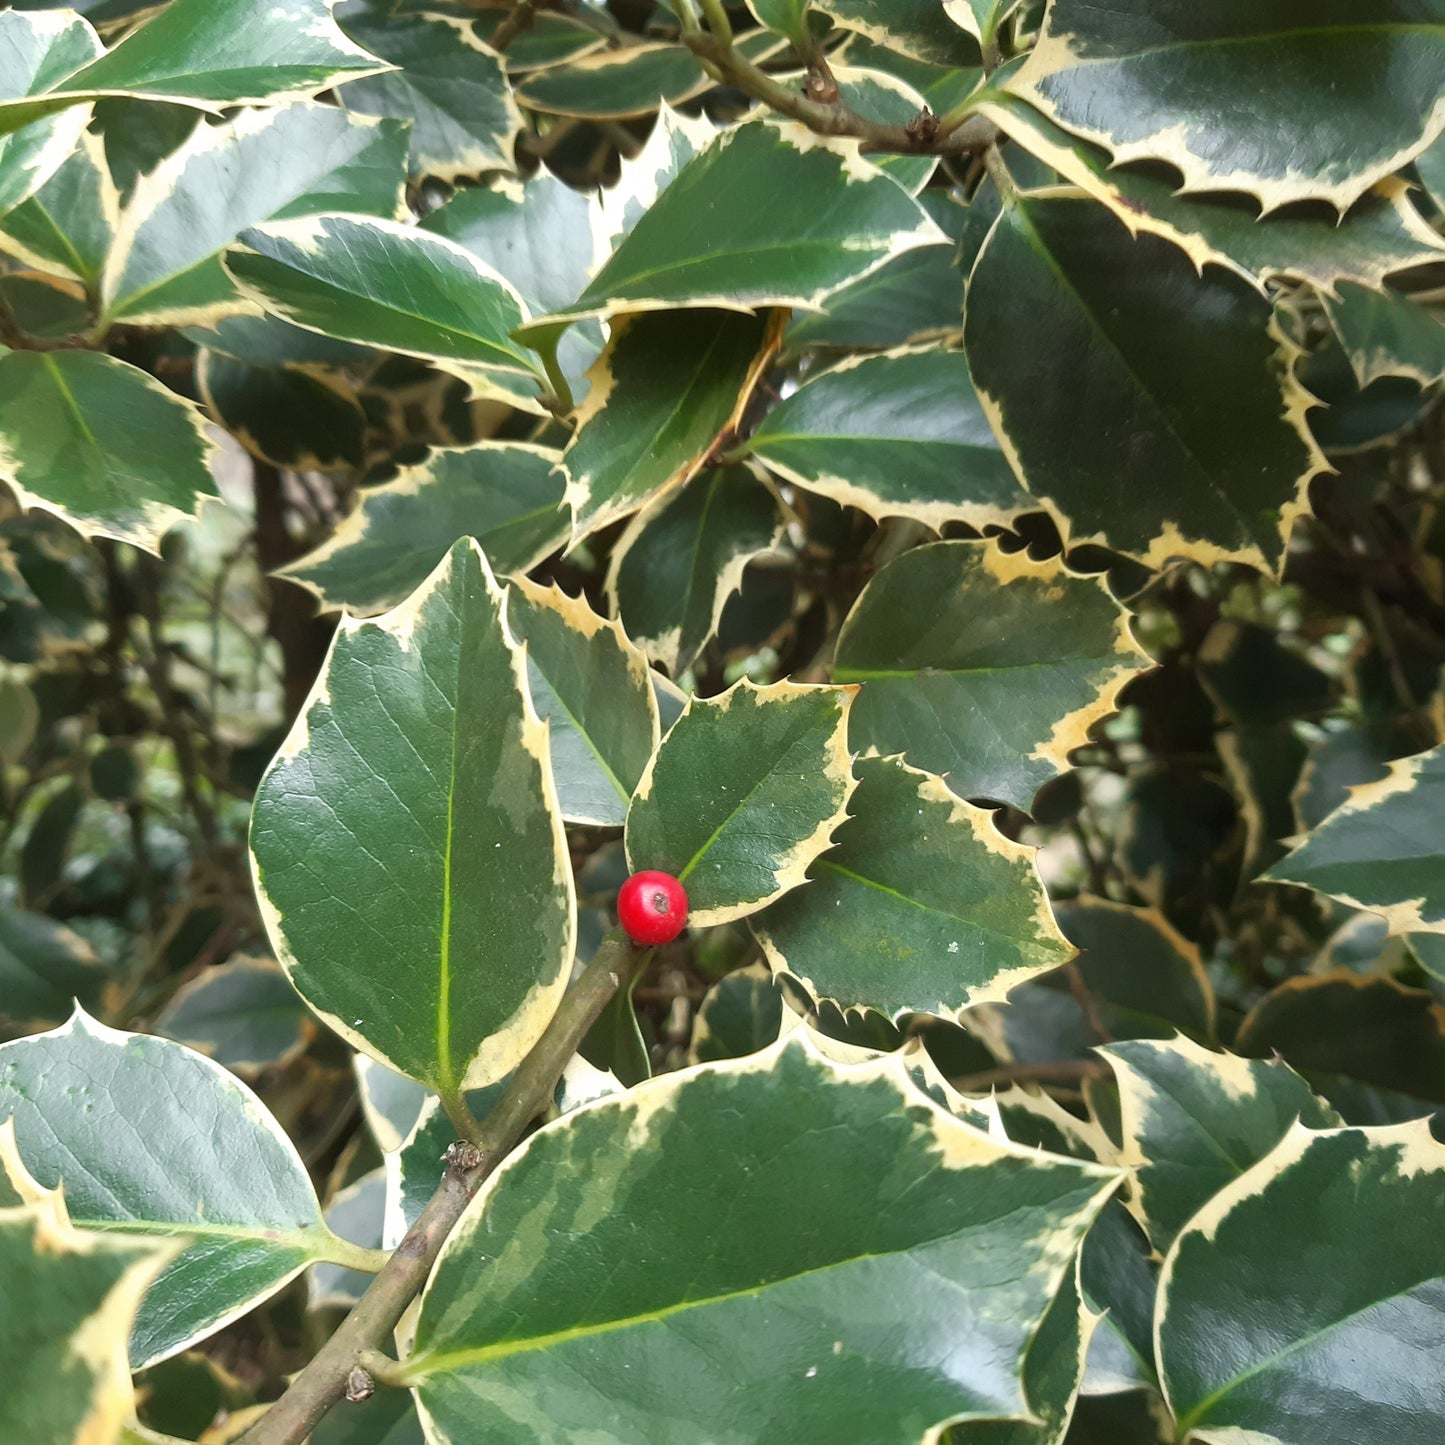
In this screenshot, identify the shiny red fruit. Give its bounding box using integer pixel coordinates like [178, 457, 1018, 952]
[617, 870, 688, 946]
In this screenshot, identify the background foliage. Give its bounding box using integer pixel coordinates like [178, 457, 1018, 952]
[2, 1, 1445, 1443]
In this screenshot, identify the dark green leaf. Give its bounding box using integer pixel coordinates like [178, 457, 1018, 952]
[607, 465, 783, 675]
[0, 1009, 363, 1366]
[816, 0, 978, 67]
[505, 578, 660, 828]
[1268, 741, 1445, 934]
[1322, 281, 1445, 388]
[964, 191, 1322, 571]
[546, 120, 945, 325]
[0, 131, 116, 284]
[1009, 0, 1445, 209]
[339, 5, 521, 181]
[1159, 1121, 1445, 1445]
[103, 102, 408, 327]
[751, 346, 1028, 529]
[833, 540, 1149, 810]
[564, 308, 775, 540]
[0, 904, 105, 1025]
[689, 961, 785, 1064]
[1102, 1034, 1340, 1252]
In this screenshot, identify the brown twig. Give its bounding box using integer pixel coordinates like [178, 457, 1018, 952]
[238, 931, 650, 1445]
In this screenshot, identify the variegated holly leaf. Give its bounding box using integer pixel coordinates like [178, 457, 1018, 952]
[154, 956, 309, 1075]
[0, 131, 118, 284]
[689, 961, 786, 1064]
[964, 190, 1324, 572]
[1008, 0, 1445, 210]
[1102, 1034, 1341, 1252]
[563, 308, 777, 541]
[1159, 1121, 1445, 1444]
[198, 351, 365, 473]
[946, 1264, 1095, 1445]
[606, 465, 784, 675]
[749, 347, 1028, 530]
[753, 755, 1069, 1021]
[223, 213, 542, 397]
[746, 0, 811, 44]
[0, 9, 99, 220]
[338, 3, 522, 181]
[833, 540, 1149, 811]
[0, 1196, 175, 1445]
[0, 1009, 372, 1368]
[1267, 741, 1445, 935]
[944, 0, 1022, 48]
[101, 102, 408, 328]
[505, 578, 660, 828]
[536, 120, 945, 327]
[1321, 282, 1445, 388]
[251, 539, 575, 1100]
[814, 0, 978, 67]
[279, 442, 568, 616]
[979, 92, 1445, 294]
[421, 169, 602, 396]
[625, 679, 855, 926]
[0, 0, 388, 137]
[0, 349, 219, 552]
[405, 1037, 1118, 1442]
[1054, 896, 1215, 1041]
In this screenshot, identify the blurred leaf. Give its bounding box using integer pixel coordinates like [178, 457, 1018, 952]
[0, 130, 116, 284]
[0, 904, 105, 1026]
[155, 956, 308, 1074]
[689, 961, 785, 1064]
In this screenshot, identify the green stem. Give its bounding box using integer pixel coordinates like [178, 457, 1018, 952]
[323, 1238, 393, 1275]
[237, 932, 650, 1445]
[536, 331, 576, 417]
[981, 142, 1018, 200]
[438, 1088, 484, 1145]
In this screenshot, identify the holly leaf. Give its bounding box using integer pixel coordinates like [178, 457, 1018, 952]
[1267, 741, 1445, 934]
[0, 1009, 367, 1367]
[0, 130, 114, 283]
[1321, 282, 1445, 388]
[102, 102, 408, 328]
[1008, 0, 1445, 210]
[0, 1197, 175, 1445]
[1102, 1034, 1341, 1252]
[0, 903, 106, 1027]
[964, 190, 1324, 572]
[749, 346, 1029, 530]
[223, 213, 541, 394]
[979, 92, 1445, 294]
[1159, 1122, 1445, 1444]
[406, 1038, 1118, 1442]
[279, 442, 568, 616]
[505, 578, 660, 829]
[625, 679, 855, 926]
[0, 9, 100, 220]
[833, 540, 1149, 811]
[815, 0, 979, 67]
[0, 349, 219, 552]
[753, 754, 1069, 1021]
[563, 308, 778, 541]
[154, 956, 309, 1075]
[251, 539, 575, 1098]
[537, 120, 946, 327]
[338, 5, 522, 181]
[0, 0, 388, 137]
[606, 465, 784, 675]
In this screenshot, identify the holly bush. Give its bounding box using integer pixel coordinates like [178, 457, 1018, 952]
[2, 1, 1445, 1443]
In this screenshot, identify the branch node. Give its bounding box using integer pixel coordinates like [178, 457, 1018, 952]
[905, 107, 940, 148]
[443, 1140, 485, 1175]
[344, 1368, 374, 1404]
[804, 70, 839, 105]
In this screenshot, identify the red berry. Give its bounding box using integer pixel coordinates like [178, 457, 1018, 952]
[617, 870, 688, 946]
